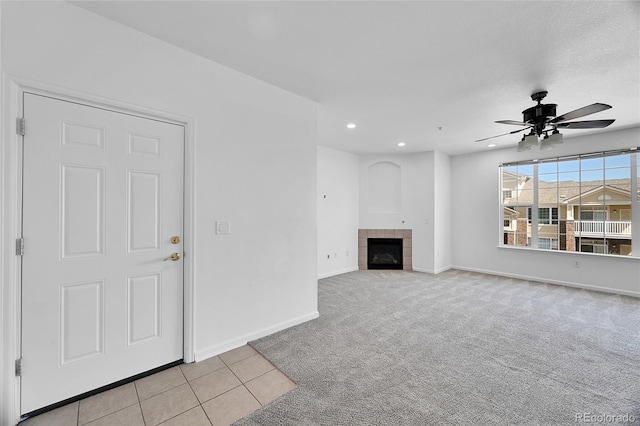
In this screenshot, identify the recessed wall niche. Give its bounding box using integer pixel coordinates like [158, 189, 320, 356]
[368, 161, 401, 213]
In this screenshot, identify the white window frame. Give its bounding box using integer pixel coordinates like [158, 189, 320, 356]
[499, 148, 639, 257]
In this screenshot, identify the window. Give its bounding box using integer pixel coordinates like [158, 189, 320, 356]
[528, 237, 559, 250]
[500, 149, 638, 257]
[528, 207, 558, 225]
[580, 239, 607, 254]
[579, 206, 607, 221]
[539, 238, 559, 250]
[637, 159, 640, 199]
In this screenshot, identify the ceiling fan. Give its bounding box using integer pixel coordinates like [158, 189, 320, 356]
[476, 91, 615, 151]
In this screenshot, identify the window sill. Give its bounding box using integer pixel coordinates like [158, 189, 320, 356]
[497, 244, 640, 261]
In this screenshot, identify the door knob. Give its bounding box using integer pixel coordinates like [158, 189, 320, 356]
[171, 236, 181, 244]
[164, 253, 181, 261]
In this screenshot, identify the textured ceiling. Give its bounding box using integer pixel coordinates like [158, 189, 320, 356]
[72, 1, 640, 155]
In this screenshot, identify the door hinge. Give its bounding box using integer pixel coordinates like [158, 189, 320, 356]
[15, 358, 22, 377]
[17, 117, 25, 136]
[16, 238, 24, 256]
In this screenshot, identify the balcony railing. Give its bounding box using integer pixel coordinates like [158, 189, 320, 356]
[574, 220, 632, 238]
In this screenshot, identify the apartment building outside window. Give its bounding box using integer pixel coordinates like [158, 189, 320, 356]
[500, 149, 638, 257]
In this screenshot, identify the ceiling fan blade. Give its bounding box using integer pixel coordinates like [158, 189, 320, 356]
[495, 120, 529, 126]
[475, 127, 529, 143]
[550, 103, 612, 123]
[556, 119, 615, 129]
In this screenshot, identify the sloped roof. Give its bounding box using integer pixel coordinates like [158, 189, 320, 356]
[509, 178, 632, 204]
[503, 206, 520, 217]
[562, 184, 631, 204]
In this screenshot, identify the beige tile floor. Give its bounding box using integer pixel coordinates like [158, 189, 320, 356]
[20, 345, 295, 426]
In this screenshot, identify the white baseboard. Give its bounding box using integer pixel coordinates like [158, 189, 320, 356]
[450, 265, 640, 298]
[433, 265, 452, 274]
[318, 266, 359, 280]
[194, 311, 320, 362]
[412, 266, 452, 275]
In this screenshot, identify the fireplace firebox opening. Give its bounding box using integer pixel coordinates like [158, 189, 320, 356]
[367, 238, 403, 270]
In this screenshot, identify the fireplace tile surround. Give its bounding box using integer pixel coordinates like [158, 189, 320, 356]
[358, 229, 412, 271]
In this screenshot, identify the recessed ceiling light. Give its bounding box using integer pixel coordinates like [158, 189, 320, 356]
[488, 144, 496, 148]
[397, 142, 406, 147]
[346, 123, 356, 129]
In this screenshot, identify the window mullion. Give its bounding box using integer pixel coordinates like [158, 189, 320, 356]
[498, 167, 505, 246]
[532, 163, 539, 248]
[631, 152, 639, 256]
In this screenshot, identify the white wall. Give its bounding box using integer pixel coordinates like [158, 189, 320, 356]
[359, 153, 435, 272]
[1, 2, 318, 421]
[433, 151, 452, 273]
[317, 146, 359, 278]
[451, 127, 640, 296]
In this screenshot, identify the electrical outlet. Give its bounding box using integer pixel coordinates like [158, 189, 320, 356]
[215, 221, 230, 235]
[327, 254, 330, 259]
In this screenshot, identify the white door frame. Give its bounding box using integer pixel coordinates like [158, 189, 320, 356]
[1, 75, 197, 425]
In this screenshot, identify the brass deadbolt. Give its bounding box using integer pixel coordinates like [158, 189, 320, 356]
[171, 236, 181, 244]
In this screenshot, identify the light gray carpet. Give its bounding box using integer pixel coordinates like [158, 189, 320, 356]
[236, 270, 640, 425]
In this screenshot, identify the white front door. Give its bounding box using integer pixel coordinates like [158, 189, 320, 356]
[20, 93, 184, 414]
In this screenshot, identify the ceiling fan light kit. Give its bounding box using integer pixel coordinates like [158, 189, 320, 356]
[517, 139, 531, 152]
[478, 91, 614, 151]
[540, 129, 564, 150]
[524, 132, 539, 146]
[517, 132, 539, 152]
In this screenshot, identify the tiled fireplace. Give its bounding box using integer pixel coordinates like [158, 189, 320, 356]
[358, 229, 412, 271]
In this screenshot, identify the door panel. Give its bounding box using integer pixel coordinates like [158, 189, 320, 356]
[128, 171, 161, 252]
[21, 93, 184, 414]
[61, 165, 105, 258]
[60, 280, 104, 365]
[127, 273, 161, 346]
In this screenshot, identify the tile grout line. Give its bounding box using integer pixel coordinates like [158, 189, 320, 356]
[132, 381, 145, 426]
[151, 366, 203, 426]
[180, 359, 253, 418]
[241, 383, 264, 407]
[137, 377, 187, 403]
[180, 364, 212, 426]
[195, 383, 254, 424]
[134, 370, 196, 426]
[243, 366, 277, 386]
[198, 399, 215, 426]
[223, 353, 277, 385]
[78, 402, 142, 426]
[218, 353, 280, 409]
[74, 382, 143, 426]
[219, 348, 261, 369]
